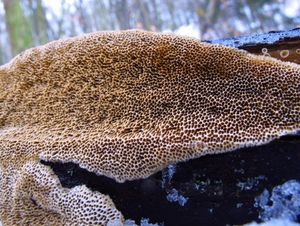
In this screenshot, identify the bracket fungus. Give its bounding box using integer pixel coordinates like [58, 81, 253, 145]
[0, 30, 300, 225]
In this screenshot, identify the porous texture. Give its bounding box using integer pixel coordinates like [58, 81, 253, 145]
[0, 160, 123, 225]
[0, 30, 300, 225]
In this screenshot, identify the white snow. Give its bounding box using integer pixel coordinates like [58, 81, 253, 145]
[254, 180, 300, 222]
[124, 218, 163, 226]
[245, 218, 300, 226]
[166, 188, 189, 206]
[161, 164, 176, 188]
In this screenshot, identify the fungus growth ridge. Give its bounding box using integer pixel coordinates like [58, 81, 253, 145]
[0, 30, 300, 225]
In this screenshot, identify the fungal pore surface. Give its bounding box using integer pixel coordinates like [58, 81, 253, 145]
[0, 30, 300, 225]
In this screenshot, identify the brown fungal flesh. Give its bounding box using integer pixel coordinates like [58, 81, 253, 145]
[0, 30, 300, 225]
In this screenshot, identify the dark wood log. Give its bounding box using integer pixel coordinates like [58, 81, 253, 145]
[206, 28, 300, 64]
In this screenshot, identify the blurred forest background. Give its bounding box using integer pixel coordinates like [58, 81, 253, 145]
[0, 0, 299, 65]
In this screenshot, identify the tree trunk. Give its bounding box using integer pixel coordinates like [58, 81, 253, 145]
[28, 0, 48, 46]
[3, 0, 32, 56]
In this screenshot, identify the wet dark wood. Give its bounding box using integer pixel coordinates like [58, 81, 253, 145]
[206, 28, 300, 64]
[44, 137, 300, 226]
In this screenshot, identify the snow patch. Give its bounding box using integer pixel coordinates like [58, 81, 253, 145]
[166, 188, 189, 206]
[244, 218, 300, 226]
[161, 165, 176, 188]
[124, 218, 163, 226]
[254, 180, 300, 222]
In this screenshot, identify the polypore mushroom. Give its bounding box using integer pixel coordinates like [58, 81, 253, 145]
[0, 30, 299, 225]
